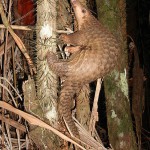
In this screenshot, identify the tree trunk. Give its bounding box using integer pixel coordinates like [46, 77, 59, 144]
[29, 0, 62, 149]
[96, 0, 137, 149]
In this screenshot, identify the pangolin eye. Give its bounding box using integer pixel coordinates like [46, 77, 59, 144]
[82, 9, 86, 13]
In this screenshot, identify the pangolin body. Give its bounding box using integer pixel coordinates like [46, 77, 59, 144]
[47, 0, 120, 138]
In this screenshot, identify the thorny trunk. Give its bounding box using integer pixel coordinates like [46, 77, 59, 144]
[29, 0, 62, 149]
[96, 0, 137, 149]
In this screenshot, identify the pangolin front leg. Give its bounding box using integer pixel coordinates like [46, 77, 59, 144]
[60, 31, 87, 46]
[60, 31, 88, 54]
[65, 46, 82, 54]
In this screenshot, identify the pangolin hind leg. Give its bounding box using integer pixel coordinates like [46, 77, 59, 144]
[46, 51, 68, 76]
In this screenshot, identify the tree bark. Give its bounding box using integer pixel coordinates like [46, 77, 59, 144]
[96, 0, 137, 149]
[29, 0, 62, 149]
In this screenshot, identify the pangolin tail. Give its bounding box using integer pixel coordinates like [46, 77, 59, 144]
[59, 81, 81, 138]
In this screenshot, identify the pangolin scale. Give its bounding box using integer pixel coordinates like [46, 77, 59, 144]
[47, 0, 120, 138]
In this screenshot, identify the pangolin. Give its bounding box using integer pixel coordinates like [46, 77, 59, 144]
[47, 0, 120, 138]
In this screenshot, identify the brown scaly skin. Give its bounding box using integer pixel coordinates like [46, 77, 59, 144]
[47, 0, 120, 138]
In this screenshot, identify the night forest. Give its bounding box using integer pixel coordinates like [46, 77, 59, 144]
[0, 0, 149, 150]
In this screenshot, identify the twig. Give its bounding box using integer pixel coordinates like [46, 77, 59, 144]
[89, 78, 102, 136]
[0, 77, 22, 101]
[11, 44, 17, 92]
[74, 117, 107, 150]
[0, 83, 17, 107]
[16, 129, 21, 150]
[5, 123, 13, 149]
[0, 114, 26, 132]
[0, 36, 15, 56]
[0, 24, 32, 31]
